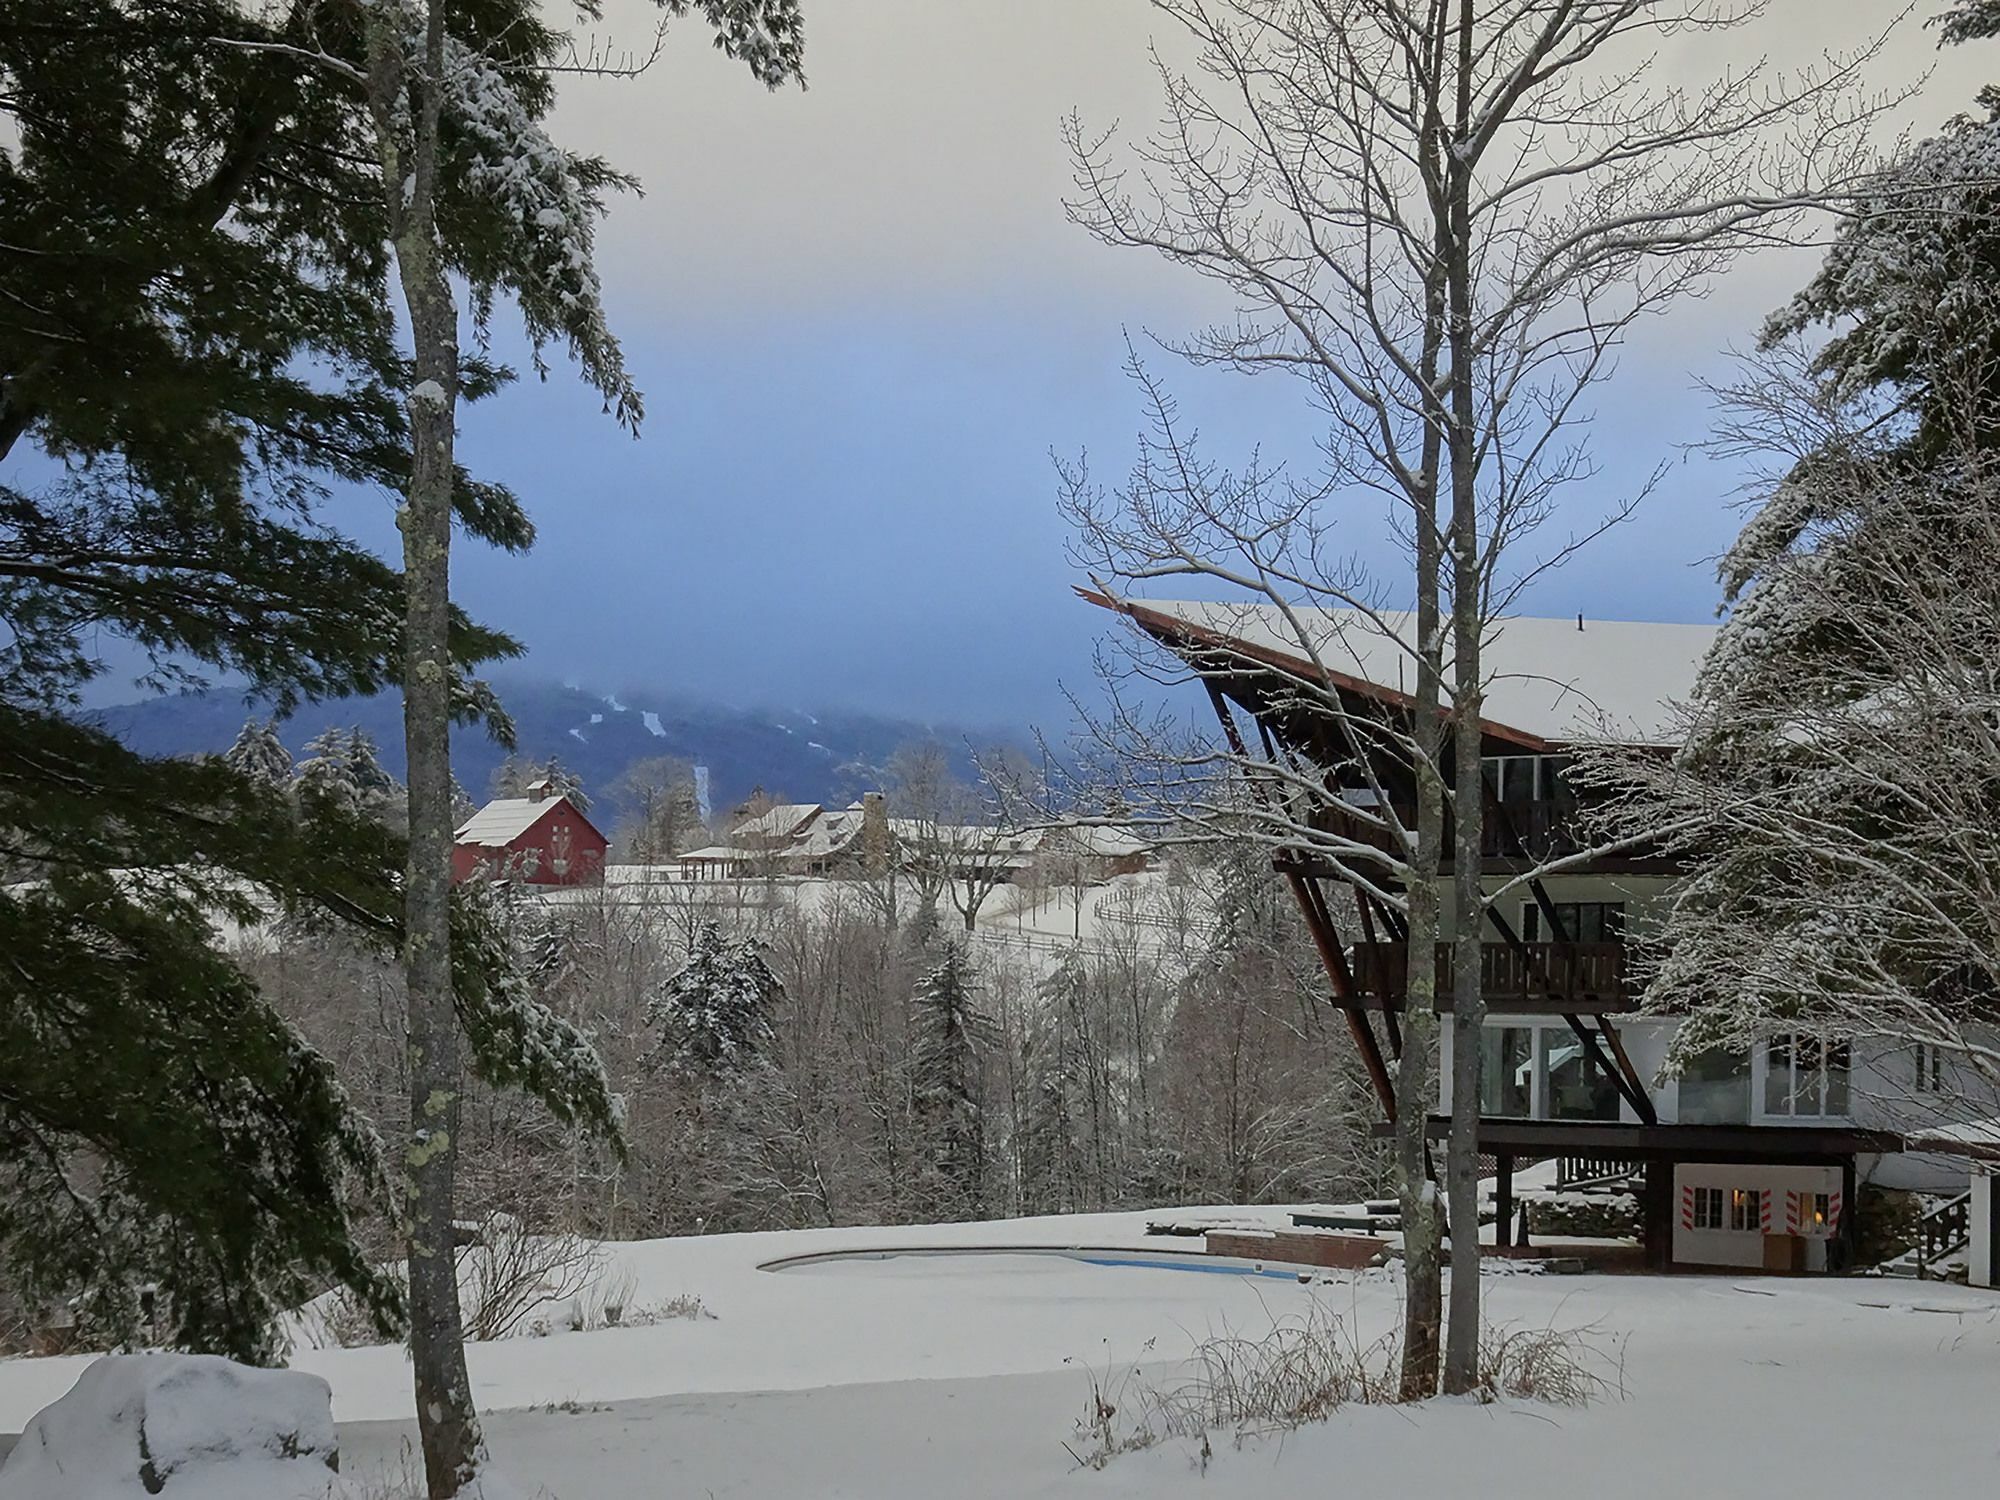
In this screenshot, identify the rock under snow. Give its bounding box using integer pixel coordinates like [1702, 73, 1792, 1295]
[0, 1353, 348, 1500]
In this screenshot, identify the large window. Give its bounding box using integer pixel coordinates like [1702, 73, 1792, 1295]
[1542, 1031, 1621, 1121]
[1484, 754, 1573, 806]
[1522, 900, 1624, 943]
[1691, 1186, 1725, 1230]
[1480, 1027, 1534, 1117]
[1729, 1188, 1763, 1232]
[1482, 756, 1577, 855]
[1764, 1034, 1852, 1118]
[1679, 1046, 1752, 1125]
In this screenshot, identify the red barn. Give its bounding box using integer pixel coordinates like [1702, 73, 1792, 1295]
[452, 778, 607, 887]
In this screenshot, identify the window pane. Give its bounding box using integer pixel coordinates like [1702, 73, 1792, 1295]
[1480, 1027, 1534, 1117]
[1730, 1188, 1761, 1232]
[1824, 1041, 1851, 1116]
[1795, 1036, 1824, 1115]
[1765, 1037, 1794, 1115]
[1680, 1046, 1752, 1125]
[1543, 1032, 1620, 1120]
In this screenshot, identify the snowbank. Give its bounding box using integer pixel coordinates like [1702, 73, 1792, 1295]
[0, 1354, 346, 1500]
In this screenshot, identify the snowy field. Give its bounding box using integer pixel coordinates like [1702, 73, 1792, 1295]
[3, 1209, 1997, 1498]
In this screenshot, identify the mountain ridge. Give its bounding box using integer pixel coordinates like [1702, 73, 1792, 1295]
[92, 677, 1016, 828]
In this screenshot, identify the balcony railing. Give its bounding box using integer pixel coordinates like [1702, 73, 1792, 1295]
[1350, 940, 1628, 1012]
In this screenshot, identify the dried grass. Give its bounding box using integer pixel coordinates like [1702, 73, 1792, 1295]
[1068, 1300, 1621, 1471]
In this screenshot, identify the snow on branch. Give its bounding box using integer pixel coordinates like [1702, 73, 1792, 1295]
[438, 32, 640, 427]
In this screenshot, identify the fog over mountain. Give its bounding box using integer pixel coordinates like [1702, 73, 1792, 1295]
[93, 677, 1015, 826]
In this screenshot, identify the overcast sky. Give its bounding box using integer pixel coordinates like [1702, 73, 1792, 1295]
[267, 4, 2000, 724]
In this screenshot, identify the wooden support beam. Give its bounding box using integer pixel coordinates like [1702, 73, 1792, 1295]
[1495, 1152, 1515, 1250]
[1525, 884, 1658, 1125]
[1595, 1017, 1658, 1126]
[1203, 681, 1398, 1125]
[1288, 870, 1397, 1122]
[1355, 891, 1402, 1059]
[1840, 1155, 1860, 1273]
[1559, 1011, 1655, 1123]
[1642, 1160, 1674, 1272]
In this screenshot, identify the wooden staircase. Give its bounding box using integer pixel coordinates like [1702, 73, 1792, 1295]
[1881, 1190, 1972, 1280]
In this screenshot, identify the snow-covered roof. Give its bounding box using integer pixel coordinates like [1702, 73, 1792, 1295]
[677, 844, 753, 863]
[796, 805, 868, 858]
[1903, 1117, 2000, 1162]
[729, 803, 824, 843]
[455, 795, 577, 847]
[1092, 594, 1717, 748]
[1053, 825, 1155, 859]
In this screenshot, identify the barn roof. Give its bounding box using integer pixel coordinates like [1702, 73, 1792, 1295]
[1083, 592, 1717, 748]
[455, 795, 585, 848]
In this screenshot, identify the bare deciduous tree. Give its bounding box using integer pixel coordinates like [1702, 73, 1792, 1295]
[1064, 0, 1889, 1394]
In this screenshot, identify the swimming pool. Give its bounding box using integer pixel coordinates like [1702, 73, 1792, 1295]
[758, 1244, 1313, 1281]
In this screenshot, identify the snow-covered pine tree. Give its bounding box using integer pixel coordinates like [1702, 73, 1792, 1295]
[449, 773, 478, 828]
[1015, 1019, 1081, 1217]
[224, 716, 293, 788]
[910, 944, 989, 1221]
[646, 921, 783, 1075]
[1584, 22, 2000, 1095]
[536, 756, 589, 812]
[346, 728, 401, 805]
[351, 4, 803, 1484]
[489, 755, 528, 800]
[1036, 948, 1113, 1209]
[294, 726, 404, 825]
[294, 726, 361, 812]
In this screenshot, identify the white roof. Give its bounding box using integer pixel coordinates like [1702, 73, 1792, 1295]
[730, 802, 823, 842]
[677, 844, 753, 863]
[795, 805, 867, 858]
[454, 796, 570, 847]
[1120, 599, 1717, 747]
[1054, 825, 1154, 859]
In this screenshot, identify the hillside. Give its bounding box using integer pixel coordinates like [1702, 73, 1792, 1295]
[91, 678, 1012, 826]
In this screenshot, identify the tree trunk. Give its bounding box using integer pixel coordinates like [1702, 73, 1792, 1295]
[1395, 332, 1449, 1399]
[1442, 0, 1486, 1397]
[365, 6, 485, 1494]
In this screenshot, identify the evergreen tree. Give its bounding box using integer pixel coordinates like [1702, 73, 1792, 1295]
[0, 0, 794, 1387]
[346, 727, 401, 809]
[224, 716, 293, 788]
[647, 921, 783, 1075]
[1016, 1023, 1082, 1217]
[910, 944, 989, 1221]
[294, 726, 364, 814]
[449, 772, 479, 828]
[489, 755, 529, 800]
[536, 756, 589, 812]
[293, 725, 404, 826]
[1596, 14, 2000, 1081]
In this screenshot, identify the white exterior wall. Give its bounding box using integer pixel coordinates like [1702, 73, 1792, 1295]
[1972, 1167, 1995, 1289]
[1672, 1162, 1844, 1271]
[1427, 869, 1992, 1202]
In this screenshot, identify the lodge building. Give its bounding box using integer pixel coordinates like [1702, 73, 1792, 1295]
[1084, 591, 2000, 1278]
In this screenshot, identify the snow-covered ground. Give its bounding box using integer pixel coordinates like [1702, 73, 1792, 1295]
[4, 1208, 1997, 1498]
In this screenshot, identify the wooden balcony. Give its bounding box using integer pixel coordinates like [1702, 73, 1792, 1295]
[1349, 940, 1631, 1014]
